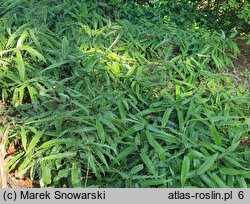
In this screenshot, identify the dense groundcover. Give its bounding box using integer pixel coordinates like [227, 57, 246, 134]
[0, 0, 249, 187]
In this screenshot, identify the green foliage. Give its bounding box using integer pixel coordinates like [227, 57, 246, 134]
[192, 0, 250, 32]
[0, 0, 249, 188]
[112, 0, 250, 32]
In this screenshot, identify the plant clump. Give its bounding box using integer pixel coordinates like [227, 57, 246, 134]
[0, 0, 249, 188]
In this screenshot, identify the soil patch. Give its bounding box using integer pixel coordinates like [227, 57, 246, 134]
[232, 38, 250, 90]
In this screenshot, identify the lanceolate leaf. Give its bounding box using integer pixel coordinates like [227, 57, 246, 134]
[197, 153, 218, 175]
[71, 162, 83, 187]
[96, 120, 105, 143]
[21, 127, 27, 151]
[26, 131, 43, 155]
[209, 125, 222, 147]
[181, 156, 190, 187]
[140, 149, 158, 176]
[146, 131, 165, 160]
[15, 50, 25, 81]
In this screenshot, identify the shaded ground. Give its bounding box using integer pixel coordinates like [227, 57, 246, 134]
[232, 38, 250, 90]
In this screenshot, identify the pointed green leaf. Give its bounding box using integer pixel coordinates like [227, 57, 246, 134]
[71, 162, 83, 187]
[197, 153, 218, 175]
[209, 125, 222, 146]
[96, 120, 105, 143]
[181, 156, 190, 187]
[21, 127, 27, 151]
[140, 149, 157, 176]
[161, 108, 173, 127]
[146, 131, 165, 160]
[26, 131, 43, 155]
[15, 50, 25, 81]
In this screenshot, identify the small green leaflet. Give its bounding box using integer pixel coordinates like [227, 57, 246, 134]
[41, 161, 52, 185]
[121, 123, 145, 139]
[209, 125, 222, 146]
[71, 162, 83, 187]
[116, 144, 137, 162]
[15, 50, 25, 81]
[130, 164, 144, 174]
[146, 131, 165, 160]
[161, 108, 173, 127]
[40, 152, 77, 161]
[21, 127, 27, 151]
[140, 149, 158, 176]
[26, 131, 43, 155]
[96, 120, 105, 143]
[197, 153, 218, 175]
[181, 156, 190, 187]
[84, 55, 99, 72]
